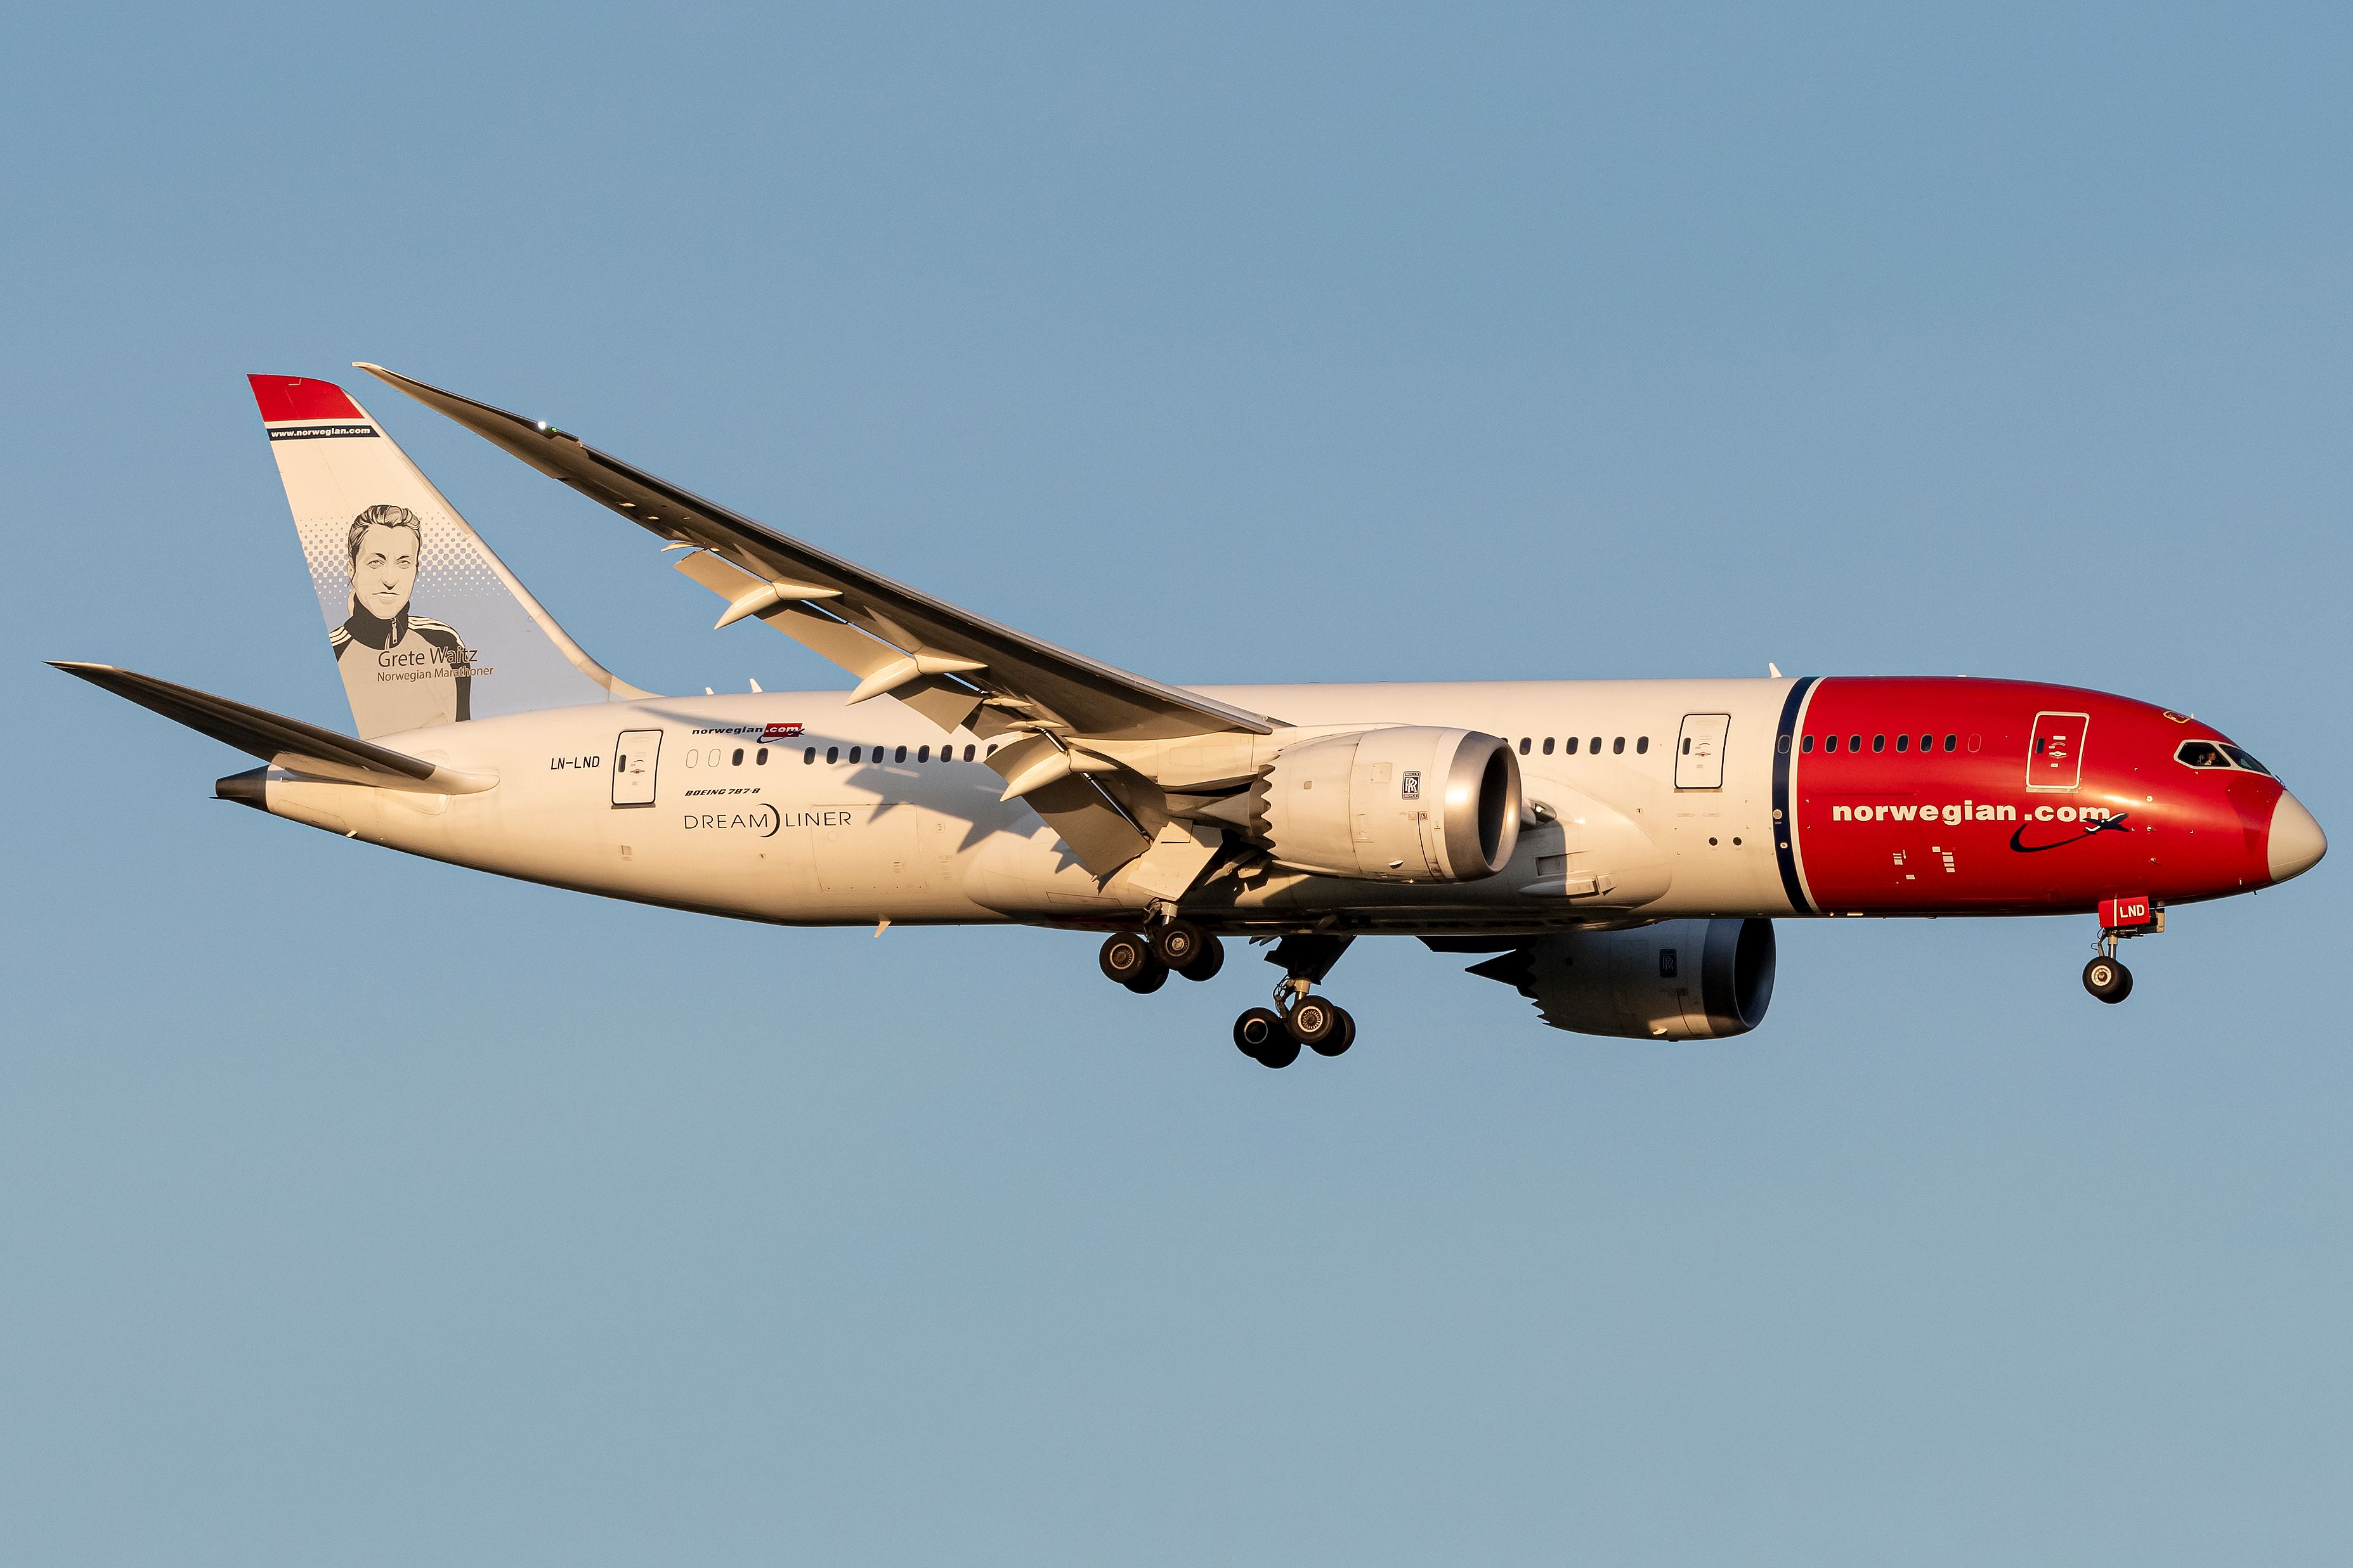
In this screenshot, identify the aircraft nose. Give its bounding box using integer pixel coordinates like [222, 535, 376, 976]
[2267, 789, 2327, 884]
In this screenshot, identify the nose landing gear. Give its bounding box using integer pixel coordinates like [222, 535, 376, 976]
[2083, 952, 2133, 1003]
[2081, 896, 2161, 1004]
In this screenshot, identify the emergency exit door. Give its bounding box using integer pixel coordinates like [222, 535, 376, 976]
[613, 729, 662, 807]
[1675, 713, 1730, 789]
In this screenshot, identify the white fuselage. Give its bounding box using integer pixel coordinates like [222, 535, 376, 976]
[259, 679, 1801, 933]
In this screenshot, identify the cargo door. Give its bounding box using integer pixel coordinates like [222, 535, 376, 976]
[1675, 713, 1730, 789]
[612, 730, 662, 807]
[2026, 711, 2089, 791]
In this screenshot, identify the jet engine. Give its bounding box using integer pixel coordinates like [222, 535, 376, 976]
[1466, 917, 1776, 1040]
[1246, 727, 1521, 882]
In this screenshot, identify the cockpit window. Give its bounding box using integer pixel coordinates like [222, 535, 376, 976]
[2219, 744, 2271, 776]
[2175, 740, 2232, 770]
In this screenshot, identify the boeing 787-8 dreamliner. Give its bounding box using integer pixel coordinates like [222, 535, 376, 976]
[55, 368, 2327, 1066]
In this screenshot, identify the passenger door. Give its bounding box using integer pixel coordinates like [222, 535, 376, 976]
[613, 729, 662, 807]
[2027, 711, 2089, 791]
[1675, 713, 1730, 790]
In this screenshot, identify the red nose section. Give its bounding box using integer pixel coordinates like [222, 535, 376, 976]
[247, 375, 362, 422]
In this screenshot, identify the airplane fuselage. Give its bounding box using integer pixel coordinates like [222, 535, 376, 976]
[245, 674, 2311, 935]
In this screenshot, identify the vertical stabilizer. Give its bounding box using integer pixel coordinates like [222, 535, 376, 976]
[249, 373, 648, 739]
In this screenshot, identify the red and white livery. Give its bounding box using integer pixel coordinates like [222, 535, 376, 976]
[55, 367, 2326, 1065]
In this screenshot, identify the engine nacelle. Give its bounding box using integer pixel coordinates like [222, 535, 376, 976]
[1252, 727, 1521, 882]
[1469, 917, 1776, 1040]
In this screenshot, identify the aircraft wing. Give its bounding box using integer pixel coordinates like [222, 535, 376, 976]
[355, 363, 1277, 746]
[50, 663, 495, 794]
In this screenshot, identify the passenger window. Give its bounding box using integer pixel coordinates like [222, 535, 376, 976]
[848, 746, 861, 763]
[963, 744, 976, 761]
[1682, 737, 1692, 755]
[1823, 734, 1838, 753]
[1612, 737, 1625, 755]
[1802, 734, 1815, 753]
[1563, 736, 1579, 755]
[826, 746, 840, 763]
[1944, 734, 1957, 752]
[2175, 740, 2230, 769]
[1518, 737, 1530, 755]
[804, 747, 816, 764]
[756, 748, 768, 766]
[1849, 734, 1861, 752]
[1636, 736, 1648, 754]
[1872, 735, 1885, 753]
[1589, 736, 1602, 753]
[1920, 734, 1933, 752]
[918, 745, 930, 762]
[732, 748, 744, 765]
[895, 745, 908, 763]
[2220, 744, 2271, 775]
[1542, 737, 1555, 755]
[1895, 734, 1909, 753]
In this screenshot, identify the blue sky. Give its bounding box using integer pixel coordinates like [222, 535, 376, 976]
[3, 4, 2347, 1563]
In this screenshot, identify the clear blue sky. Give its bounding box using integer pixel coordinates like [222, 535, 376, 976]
[3, 4, 2347, 1563]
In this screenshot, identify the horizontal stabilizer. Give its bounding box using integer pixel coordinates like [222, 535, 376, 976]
[48, 663, 493, 793]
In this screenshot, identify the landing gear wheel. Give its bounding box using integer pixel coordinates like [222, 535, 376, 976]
[1176, 933, 1225, 983]
[1310, 1006, 1356, 1058]
[2083, 955, 2133, 1004]
[1152, 920, 1208, 971]
[1234, 1008, 1295, 1066]
[1286, 995, 1340, 1049]
[1123, 959, 1170, 995]
[1099, 931, 1151, 986]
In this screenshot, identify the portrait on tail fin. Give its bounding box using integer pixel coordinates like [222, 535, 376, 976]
[327, 503, 476, 730]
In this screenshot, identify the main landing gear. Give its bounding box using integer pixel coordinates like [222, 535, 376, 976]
[1099, 921, 1225, 995]
[1098, 926, 1361, 1068]
[1234, 935, 1357, 1070]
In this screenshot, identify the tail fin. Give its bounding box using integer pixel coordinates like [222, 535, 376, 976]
[249, 373, 648, 739]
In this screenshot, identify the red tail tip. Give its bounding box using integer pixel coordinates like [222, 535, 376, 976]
[248, 374, 362, 423]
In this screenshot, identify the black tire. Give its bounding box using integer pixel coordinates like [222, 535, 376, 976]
[1258, 1035, 1301, 1069]
[2083, 956, 2133, 1003]
[1310, 1006, 1356, 1058]
[1177, 933, 1225, 983]
[1123, 959, 1169, 995]
[1234, 1008, 1286, 1059]
[1099, 931, 1150, 985]
[1152, 920, 1207, 971]
[1287, 995, 1339, 1047]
